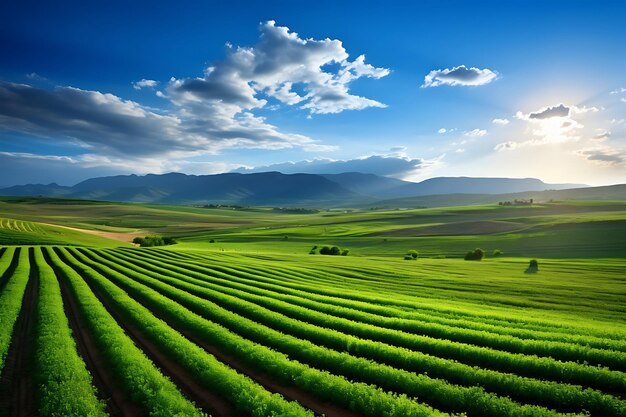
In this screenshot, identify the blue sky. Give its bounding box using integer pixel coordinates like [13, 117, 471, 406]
[1, 0, 624, 187]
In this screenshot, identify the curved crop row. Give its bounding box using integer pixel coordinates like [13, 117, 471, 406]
[32, 247, 107, 417]
[44, 248, 204, 417]
[110, 248, 626, 394]
[56, 247, 316, 417]
[149, 248, 622, 341]
[65, 248, 449, 417]
[130, 249, 626, 358]
[75, 248, 580, 417]
[87, 248, 626, 416]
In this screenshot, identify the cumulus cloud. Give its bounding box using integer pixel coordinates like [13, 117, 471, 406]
[0, 21, 388, 171]
[169, 20, 389, 115]
[132, 79, 158, 90]
[463, 128, 487, 138]
[438, 128, 447, 134]
[421, 65, 497, 88]
[492, 118, 509, 125]
[525, 104, 570, 120]
[232, 155, 427, 178]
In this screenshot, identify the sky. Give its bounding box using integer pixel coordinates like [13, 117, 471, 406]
[0, 0, 625, 187]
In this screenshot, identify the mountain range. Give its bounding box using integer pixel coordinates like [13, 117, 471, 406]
[0, 172, 600, 207]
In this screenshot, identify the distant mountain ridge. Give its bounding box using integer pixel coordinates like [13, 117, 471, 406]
[0, 171, 593, 207]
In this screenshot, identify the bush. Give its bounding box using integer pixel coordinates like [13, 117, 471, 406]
[406, 250, 419, 260]
[493, 249, 503, 257]
[309, 250, 316, 255]
[209, 239, 215, 243]
[464, 248, 485, 261]
[317, 245, 348, 256]
[525, 259, 539, 273]
[132, 235, 174, 247]
[404, 255, 414, 260]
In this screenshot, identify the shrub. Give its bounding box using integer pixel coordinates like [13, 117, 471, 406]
[493, 249, 503, 257]
[525, 259, 539, 273]
[317, 245, 348, 256]
[464, 248, 485, 261]
[132, 235, 174, 247]
[404, 255, 414, 260]
[209, 239, 215, 243]
[406, 250, 419, 260]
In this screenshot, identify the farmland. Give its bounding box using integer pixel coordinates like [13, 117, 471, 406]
[0, 198, 624, 416]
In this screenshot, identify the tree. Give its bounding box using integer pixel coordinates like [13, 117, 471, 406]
[341, 249, 349, 256]
[330, 246, 341, 256]
[493, 249, 503, 257]
[464, 248, 485, 261]
[319, 246, 331, 255]
[525, 259, 539, 273]
[406, 250, 419, 260]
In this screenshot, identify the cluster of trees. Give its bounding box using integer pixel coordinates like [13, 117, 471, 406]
[464, 248, 485, 261]
[272, 207, 320, 214]
[310, 245, 349, 256]
[132, 236, 177, 247]
[498, 199, 533, 206]
[404, 250, 419, 260]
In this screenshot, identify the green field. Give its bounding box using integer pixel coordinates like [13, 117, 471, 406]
[0, 197, 624, 416]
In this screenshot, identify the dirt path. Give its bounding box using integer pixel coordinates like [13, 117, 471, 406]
[0, 248, 38, 417]
[39, 222, 141, 244]
[56, 251, 234, 417]
[44, 249, 142, 417]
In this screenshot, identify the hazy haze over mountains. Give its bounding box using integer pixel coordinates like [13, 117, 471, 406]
[0, 171, 600, 207]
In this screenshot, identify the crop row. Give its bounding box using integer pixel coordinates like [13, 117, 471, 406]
[64, 247, 451, 417]
[44, 247, 204, 417]
[74, 247, 596, 417]
[108, 248, 626, 395]
[135, 248, 626, 352]
[31, 247, 107, 416]
[86, 247, 626, 416]
[0, 247, 29, 374]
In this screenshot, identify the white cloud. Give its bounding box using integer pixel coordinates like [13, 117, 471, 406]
[1, 21, 389, 163]
[464, 128, 487, 138]
[517, 103, 570, 120]
[622, 98, 626, 103]
[132, 79, 158, 90]
[169, 20, 389, 115]
[438, 128, 447, 134]
[610, 87, 626, 95]
[421, 65, 497, 88]
[492, 118, 510, 125]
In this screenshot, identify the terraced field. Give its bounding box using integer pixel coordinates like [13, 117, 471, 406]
[0, 246, 624, 416]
